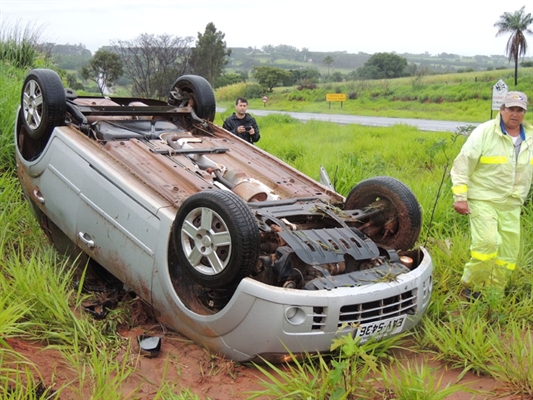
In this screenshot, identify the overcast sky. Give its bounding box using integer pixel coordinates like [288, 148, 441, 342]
[1, 0, 531, 57]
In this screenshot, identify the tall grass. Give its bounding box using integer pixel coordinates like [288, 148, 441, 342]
[0, 20, 46, 69]
[4, 38, 533, 397]
[253, 113, 533, 397]
[0, 66, 24, 171]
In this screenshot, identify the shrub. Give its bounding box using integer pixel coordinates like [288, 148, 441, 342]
[296, 83, 317, 90]
[215, 82, 264, 101]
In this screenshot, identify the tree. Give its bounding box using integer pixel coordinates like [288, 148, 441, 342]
[252, 66, 290, 92]
[290, 68, 321, 85]
[330, 71, 344, 82]
[81, 49, 123, 95]
[189, 22, 231, 88]
[216, 73, 242, 88]
[322, 55, 334, 77]
[66, 72, 84, 91]
[357, 52, 408, 80]
[112, 34, 193, 99]
[236, 70, 249, 83]
[494, 6, 533, 85]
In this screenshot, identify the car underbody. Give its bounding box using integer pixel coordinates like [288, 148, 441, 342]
[15, 69, 433, 361]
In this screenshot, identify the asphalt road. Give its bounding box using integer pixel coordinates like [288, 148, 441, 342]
[224, 108, 479, 133]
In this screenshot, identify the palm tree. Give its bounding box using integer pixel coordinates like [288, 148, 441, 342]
[494, 6, 533, 85]
[322, 55, 334, 78]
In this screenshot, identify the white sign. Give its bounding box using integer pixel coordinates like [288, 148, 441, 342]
[492, 79, 508, 110]
[261, 96, 268, 103]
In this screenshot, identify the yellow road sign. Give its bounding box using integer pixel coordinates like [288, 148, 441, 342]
[326, 93, 346, 102]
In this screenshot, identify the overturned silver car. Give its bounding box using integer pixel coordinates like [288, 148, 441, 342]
[15, 69, 433, 362]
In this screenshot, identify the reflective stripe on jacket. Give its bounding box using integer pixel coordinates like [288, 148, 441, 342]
[450, 114, 533, 206]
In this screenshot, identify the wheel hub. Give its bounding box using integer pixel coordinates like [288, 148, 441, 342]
[200, 234, 213, 252]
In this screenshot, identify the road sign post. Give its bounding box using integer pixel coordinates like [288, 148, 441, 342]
[326, 93, 346, 109]
[491, 79, 508, 119]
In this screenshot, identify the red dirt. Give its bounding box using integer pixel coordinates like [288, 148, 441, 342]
[5, 296, 516, 399]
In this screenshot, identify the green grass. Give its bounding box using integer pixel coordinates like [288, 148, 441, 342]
[4, 39, 533, 398]
[217, 66, 533, 124]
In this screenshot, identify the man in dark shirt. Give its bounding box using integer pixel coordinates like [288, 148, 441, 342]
[222, 97, 260, 144]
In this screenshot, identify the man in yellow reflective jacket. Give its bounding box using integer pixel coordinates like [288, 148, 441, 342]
[451, 91, 533, 297]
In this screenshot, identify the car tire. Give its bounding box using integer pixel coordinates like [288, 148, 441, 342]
[21, 69, 66, 141]
[172, 190, 260, 288]
[168, 75, 216, 122]
[345, 176, 421, 250]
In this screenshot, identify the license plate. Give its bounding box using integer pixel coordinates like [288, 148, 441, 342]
[355, 316, 406, 339]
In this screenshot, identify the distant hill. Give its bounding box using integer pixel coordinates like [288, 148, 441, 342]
[49, 41, 532, 79]
[227, 46, 529, 75]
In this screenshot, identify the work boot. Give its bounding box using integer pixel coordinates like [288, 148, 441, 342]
[464, 288, 481, 302]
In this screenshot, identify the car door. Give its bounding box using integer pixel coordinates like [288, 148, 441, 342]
[26, 136, 82, 245]
[73, 156, 160, 304]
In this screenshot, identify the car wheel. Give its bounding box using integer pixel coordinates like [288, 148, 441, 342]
[172, 190, 260, 288]
[21, 69, 66, 141]
[168, 75, 216, 122]
[345, 176, 421, 250]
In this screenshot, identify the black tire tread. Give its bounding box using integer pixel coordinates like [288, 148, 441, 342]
[21, 69, 66, 140]
[169, 75, 216, 122]
[345, 176, 421, 250]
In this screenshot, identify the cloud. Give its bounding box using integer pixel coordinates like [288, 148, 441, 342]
[1, 0, 530, 56]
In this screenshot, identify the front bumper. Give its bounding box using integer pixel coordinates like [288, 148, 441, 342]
[156, 247, 433, 362]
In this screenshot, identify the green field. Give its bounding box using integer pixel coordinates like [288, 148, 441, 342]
[216, 66, 533, 124]
[3, 55, 533, 397]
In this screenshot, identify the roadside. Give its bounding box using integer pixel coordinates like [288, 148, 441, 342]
[217, 108, 479, 133]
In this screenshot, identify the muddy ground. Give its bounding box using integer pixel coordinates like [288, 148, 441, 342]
[5, 285, 515, 399]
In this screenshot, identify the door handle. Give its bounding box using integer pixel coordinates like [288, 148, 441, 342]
[33, 189, 45, 204]
[78, 232, 95, 248]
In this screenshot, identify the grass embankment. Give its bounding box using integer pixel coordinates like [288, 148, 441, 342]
[217, 67, 533, 124]
[3, 56, 533, 397]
